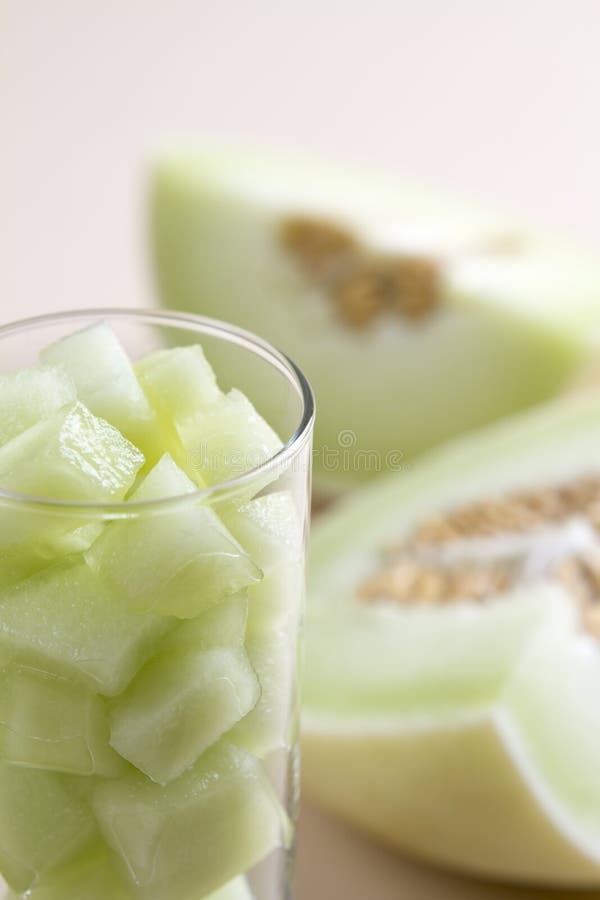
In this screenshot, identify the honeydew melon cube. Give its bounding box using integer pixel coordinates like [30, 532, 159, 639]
[40, 324, 157, 456]
[221, 491, 302, 574]
[0, 664, 123, 776]
[158, 592, 249, 654]
[177, 389, 283, 488]
[18, 843, 132, 900]
[0, 561, 173, 696]
[0, 764, 96, 893]
[0, 365, 76, 448]
[85, 455, 261, 618]
[206, 877, 254, 900]
[93, 742, 284, 900]
[109, 646, 260, 784]
[228, 628, 297, 757]
[136, 345, 221, 423]
[0, 402, 143, 524]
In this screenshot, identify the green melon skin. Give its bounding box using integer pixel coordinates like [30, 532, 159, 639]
[151, 147, 600, 492]
[92, 742, 284, 900]
[85, 454, 261, 618]
[303, 392, 600, 886]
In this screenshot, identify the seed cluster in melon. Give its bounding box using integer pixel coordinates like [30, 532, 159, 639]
[0, 323, 302, 900]
[303, 393, 600, 886]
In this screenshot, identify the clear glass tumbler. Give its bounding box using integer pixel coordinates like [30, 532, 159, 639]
[0, 309, 314, 900]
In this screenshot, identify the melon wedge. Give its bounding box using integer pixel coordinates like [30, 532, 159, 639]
[303, 392, 600, 885]
[151, 147, 600, 492]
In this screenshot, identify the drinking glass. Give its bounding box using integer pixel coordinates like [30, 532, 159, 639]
[0, 309, 314, 900]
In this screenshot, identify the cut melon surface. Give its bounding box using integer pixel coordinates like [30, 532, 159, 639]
[0, 365, 76, 448]
[303, 392, 600, 884]
[0, 561, 173, 696]
[40, 324, 158, 458]
[85, 455, 261, 617]
[109, 646, 260, 784]
[11, 844, 132, 900]
[0, 664, 122, 776]
[152, 147, 600, 491]
[92, 742, 285, 900]
[0, 764, 96, 893]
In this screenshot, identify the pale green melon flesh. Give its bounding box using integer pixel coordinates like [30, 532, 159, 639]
[151, 148, 600, 490]
[0, 366, 76, 448]
[85, 455, 261, 617]
[0, 561, 172, 696]
[92, 742, 284, 900]
[303, 392, 600, 884]
[109, 646, 260, 784]
[0, 664, 122, 776]
[40, 324, 159, 460]
[0, 764, 97, 893]
[0, 327, 297, 899]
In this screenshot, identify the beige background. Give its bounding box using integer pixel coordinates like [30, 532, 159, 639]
[2, 2, 600, 898]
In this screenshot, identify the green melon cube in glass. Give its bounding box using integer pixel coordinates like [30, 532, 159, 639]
[85, 454, 261, 618]
[0, 664, 123, 776]
[0, 365, 76, 448]
[93, 742, 284, 900]
[109, 645, 260, 784]
[0, 764, 97, 893]
[0, 561, 172, 696]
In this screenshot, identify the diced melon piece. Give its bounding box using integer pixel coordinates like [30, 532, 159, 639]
[222, 492, 302, 574]
[0, 561, 172, 696]
[0, 365, 76, 448]
[19, 843, 132, 900]
[158, 592, 249, 654]
[40, 324, 157, 454]
[0, 402, 143, 510]
[246, 563, 304, 636]
[0, 764, 96, 893]
[93, 742, 284, 900]
[85, 455, 261, 618]
[205, 877, 254, 900]
[0, 664, 123, 776]
[109, 646, 260, 784]
[136, 345, 221, 423]
[228, 628, 297, 757]
[177, 389, 283, 488]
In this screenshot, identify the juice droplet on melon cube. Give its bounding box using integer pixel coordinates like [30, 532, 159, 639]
[92, 742, 285, 900]
[0, 365, 76, 448]
[40, 323, 158, 457]
[85, 454, 261, 618]
[109, 644, 260, 784]
[0, 664, 124, 776]
[0, 561, 173, 696]
[0, 763, 97, 893]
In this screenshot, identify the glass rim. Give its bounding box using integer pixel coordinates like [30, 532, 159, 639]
[0, 308, 315, 517]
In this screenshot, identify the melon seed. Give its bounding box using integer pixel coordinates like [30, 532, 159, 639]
[279, 215, 441, 329]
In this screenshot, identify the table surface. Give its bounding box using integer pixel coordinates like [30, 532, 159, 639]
[2, 3, 600, 897]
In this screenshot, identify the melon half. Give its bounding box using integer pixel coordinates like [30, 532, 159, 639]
[302, 392, 600, 886]
[151, 147, 600, 493]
